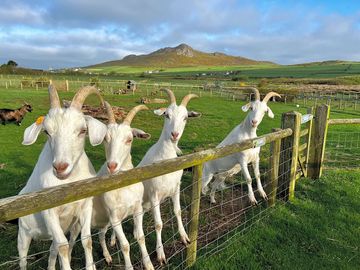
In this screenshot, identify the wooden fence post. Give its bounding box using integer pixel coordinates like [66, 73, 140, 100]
[268, 128, 281, 207]
[65, 80, 69, 91]
[304, 107, 314, 177]
[278, 111, 301, 201]
[186, 163, 203, 267]
[307, 105, 330, 179]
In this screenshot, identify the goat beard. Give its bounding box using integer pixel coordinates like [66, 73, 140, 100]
[173, 141, 182, 155]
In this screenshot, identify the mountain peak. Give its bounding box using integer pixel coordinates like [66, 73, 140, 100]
[88, 43, 273, 68]
[174, 43, 194, 57]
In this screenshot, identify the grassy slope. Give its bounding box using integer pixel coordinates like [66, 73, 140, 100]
[86, 62, 360, 79]
[193, 170, 360, 270]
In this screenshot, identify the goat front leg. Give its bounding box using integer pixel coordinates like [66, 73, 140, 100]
[47, 222, 80, 270]
[133, 202, 154, 270]
[68, 222, 81, 263]
[109, 211, 133, 270]
[171, 187, 190, 245]
[79, 199, 96, 270]
[209, 176, 222, 204]
[252, 157, 267, 200]
[99, 226, 112, 265]
[42, 209, 72, 270]
[17, 221, 32, 270]
[151, 196, 166, 265]
[48, 242, 57, 270]
[240, 161, 257, 205]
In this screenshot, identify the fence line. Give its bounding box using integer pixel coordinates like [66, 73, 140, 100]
[0, 129, 292, 222]
[1, 103, 359, 269]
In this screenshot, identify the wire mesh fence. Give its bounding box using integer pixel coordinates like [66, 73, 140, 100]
[0, 139, 293, 270]
[324, 125, 360, 170]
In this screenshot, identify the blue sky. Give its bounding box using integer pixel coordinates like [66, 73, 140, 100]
[0, 0, 359, 69]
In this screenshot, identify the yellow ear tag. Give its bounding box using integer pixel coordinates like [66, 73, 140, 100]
[35, 116, 45, 125]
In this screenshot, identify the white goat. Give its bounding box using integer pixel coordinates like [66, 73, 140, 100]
[202, 89, 281, 204]
[17, 85, 107, 270]
[139, 89, 201, 264]
[94, 102, 154, 270]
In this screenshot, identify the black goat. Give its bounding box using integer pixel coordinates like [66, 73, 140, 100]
[0, 103, 33, 125]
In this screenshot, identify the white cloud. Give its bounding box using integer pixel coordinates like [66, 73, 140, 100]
[0, 0, 359, 68]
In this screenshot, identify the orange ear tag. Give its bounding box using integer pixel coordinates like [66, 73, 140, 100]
[35, 116, 45, 125]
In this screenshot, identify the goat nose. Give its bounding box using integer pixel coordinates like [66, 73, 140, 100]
[107, 162, 118, 173]
[171, 132, 179, 139]
[53, 162, 69, 174]
[252, 120, 258, 125]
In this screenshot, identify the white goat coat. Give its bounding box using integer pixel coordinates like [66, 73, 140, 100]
[93, 155, 143, 226]
[203, 121, 260, 184]
[19, 141, 95, 240]
[140, 138, 183, 208]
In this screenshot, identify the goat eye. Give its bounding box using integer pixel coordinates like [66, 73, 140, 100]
[79, 129, 87, 136]
[44, 130, 50, 136]
[126, 138, 132, 144]
[165, 113, 170, 119]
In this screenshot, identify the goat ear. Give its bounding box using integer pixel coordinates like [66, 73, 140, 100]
[85, 116, 107, 146]
[188, 111, 201, 118]
[154, 108, 166, 116]
[22, 121, 43, 145]
[132, 128, 151, 140]
[242, 103, 251, 112]
[267, 107, 275, 118]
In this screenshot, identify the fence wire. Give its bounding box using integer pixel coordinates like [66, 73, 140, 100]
[1, 141, 294, 270]
[324, 125, 360, 170]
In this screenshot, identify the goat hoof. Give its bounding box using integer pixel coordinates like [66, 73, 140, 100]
[259, 190, 268, 200]
[157, 253, 167, 265]
[250, 199, 258, 205]
[181, 234, 190, 246]
[210, 198, 216, 204]
[105, 255, 112, 265]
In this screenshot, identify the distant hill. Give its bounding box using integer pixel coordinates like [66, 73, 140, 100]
[88, 43, 275, 68]
[290, 60, 359, 67]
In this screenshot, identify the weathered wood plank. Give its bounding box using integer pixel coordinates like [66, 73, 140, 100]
[328, 118, 360, 125]
[304, 107, 314, 177]
[186, 164, 203, 267]
[299, 128, 309, 137]
[0, 128, 292, 222]
[268, 128, 281, 207]
[279, 111, 301, 201]
[308, 105, 330, 179]
[298, 143, 308, 153]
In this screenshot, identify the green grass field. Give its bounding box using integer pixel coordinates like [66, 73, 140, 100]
[0, 84, 359, 269]
[193, 170, 360, 270]
[85, 61, 360, 80]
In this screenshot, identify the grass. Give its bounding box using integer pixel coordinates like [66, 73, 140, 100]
[193, 170, 360, 270]
[86, 61, 360, 79]
[0, 83, 359, 269]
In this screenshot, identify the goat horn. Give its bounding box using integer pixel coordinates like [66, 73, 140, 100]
[123, 105, 149, 125]
[160, 88, 176, 104]
[104, 101, 116, 124]
[70, 86, 104, 110]
[180, 94, 198, 107]
[262, 91, 281, 103]
[48, 84, 61, 109]
[246, 87, 260, 101]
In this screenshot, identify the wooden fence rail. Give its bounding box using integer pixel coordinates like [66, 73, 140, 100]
[2, 103, 357, 268]
[0, 128, 292, 223]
